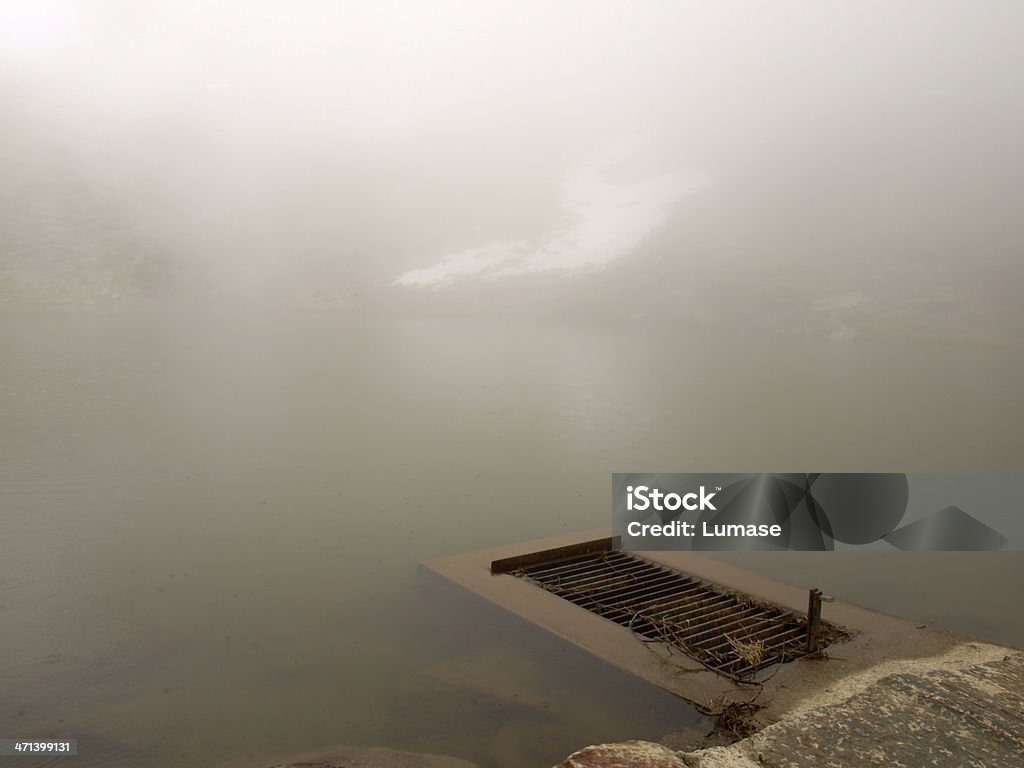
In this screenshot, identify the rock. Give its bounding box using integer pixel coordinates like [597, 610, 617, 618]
[555, 741, 690, 768]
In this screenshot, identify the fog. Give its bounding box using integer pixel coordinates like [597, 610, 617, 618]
[2, 1, 1023, 335]
[4, 7, 1024, 765]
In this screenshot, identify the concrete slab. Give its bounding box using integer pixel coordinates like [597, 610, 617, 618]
[424, 530, 1015, 726]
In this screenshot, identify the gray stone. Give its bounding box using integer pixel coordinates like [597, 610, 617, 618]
[556, 741, 691, 768]
[688, 652, 1024, 768]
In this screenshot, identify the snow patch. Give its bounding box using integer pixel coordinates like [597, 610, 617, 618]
[393, 157, 710, 288]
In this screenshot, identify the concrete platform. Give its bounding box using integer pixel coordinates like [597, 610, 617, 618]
[424, 529, 1015, 726]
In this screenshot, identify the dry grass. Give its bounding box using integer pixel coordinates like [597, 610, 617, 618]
[726, 634, 767, 667]
[696, 693, 767, 742]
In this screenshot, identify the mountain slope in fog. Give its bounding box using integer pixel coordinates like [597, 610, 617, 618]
[0, 90, 181, 304]
[2, 66, 1022, 345]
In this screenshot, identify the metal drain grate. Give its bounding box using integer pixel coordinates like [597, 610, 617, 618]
[493, 540, 849, 682]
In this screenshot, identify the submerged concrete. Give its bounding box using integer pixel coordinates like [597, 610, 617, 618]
[428, 530, 1023, 766]
[423, 529, 1010, 722]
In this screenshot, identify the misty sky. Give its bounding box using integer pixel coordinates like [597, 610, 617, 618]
[2, 1, 1023, 313]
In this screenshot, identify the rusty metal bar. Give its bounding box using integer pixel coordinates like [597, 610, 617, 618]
[522, 550, 635, 578]
[540, 560, 661, 590]
[490, 536, 619, 574]
[684, 607, 768, 643]
[541, 567, 639, 591]
[807, 588, 822, 652]
[653, 592, 736, 621]
[579, 572, 687, 602]
[704, 622, 805, 657]
[508, 548, 848, 682]
[629, 581, 712, 612]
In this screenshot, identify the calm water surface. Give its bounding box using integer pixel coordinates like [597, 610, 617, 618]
[2, 308, 1022, 767]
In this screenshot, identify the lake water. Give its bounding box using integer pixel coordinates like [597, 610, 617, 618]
[2, 308, 1022, 767]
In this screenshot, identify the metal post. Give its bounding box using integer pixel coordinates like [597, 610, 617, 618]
[806, 588, 822, 652]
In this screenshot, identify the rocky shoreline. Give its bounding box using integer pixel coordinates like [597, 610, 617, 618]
[558, 645, 1024, 768]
